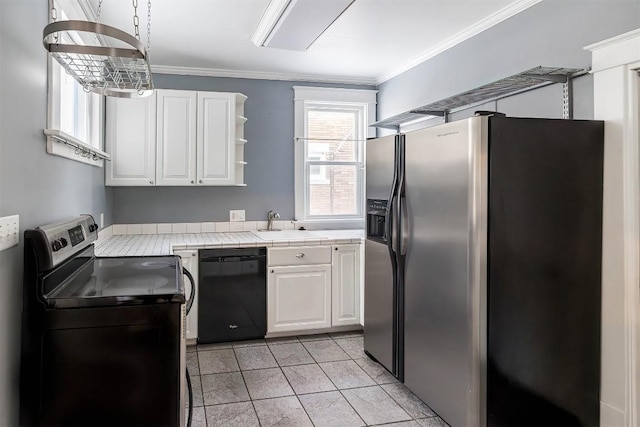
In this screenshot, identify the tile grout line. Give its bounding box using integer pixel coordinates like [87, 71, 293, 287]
[263, 341, 317, 426]
[193, 334, 439, 426]
[233, 346, 264, 427]
[327, 333, 439, 423]
[192, 350, 205, 424]
[319, 334, 421, 426]
[310, 349, 372, 426]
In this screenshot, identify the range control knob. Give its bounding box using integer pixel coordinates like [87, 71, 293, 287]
[51, 240, 62, 252]
[88, 223, 99, 233]
[60, 238, 68, 248]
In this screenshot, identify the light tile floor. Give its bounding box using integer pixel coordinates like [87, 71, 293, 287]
[185, 332, 450, 427]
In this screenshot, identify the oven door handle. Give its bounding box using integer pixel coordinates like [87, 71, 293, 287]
[183, 267, 196, 314]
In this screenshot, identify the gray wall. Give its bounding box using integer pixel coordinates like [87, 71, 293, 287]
[0, 1, 113, 424]
[112, 76, 374, 223]
[377, 0, 640, 124]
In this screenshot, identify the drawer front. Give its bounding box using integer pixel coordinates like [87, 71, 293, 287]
[268, 246, 331, 266]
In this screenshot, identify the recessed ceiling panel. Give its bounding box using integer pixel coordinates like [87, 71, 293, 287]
[86, 0, 533, 83]
[264, 0, 355, 51]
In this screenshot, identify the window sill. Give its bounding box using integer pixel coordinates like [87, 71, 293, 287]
[44, 129, 110, 167]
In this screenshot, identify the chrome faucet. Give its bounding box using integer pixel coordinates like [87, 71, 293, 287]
[267, 210, 280, 231]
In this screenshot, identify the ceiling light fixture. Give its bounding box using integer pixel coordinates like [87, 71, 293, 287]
[251, 0, 355, 52]
[42, 0, 154, 98]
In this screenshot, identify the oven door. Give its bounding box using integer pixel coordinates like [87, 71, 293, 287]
[24, 254, 188, 427]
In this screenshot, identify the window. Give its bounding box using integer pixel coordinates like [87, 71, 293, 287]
[45, 0, 107, 166]
[294, 86, 377, 223]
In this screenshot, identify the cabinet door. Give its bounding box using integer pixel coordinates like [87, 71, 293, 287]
[197, 92, 236, 185]
[156, 90, 197, 186]
[105, 94, 156, 186]
[331, 244, 362, 326]
[268, 265, 331, 333]
[175, 250, 199, 340]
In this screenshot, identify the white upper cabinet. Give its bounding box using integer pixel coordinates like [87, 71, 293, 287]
[105, 89, 247, 187]
[197, 93, 235, 185]
[156, 90, 197, 186]
[105, 94, 157, 186]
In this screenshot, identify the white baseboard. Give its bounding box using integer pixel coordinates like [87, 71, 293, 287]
[601, 401, 625, 427]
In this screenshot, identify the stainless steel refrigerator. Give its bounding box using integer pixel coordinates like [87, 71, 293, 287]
[364, 115, 603, 427]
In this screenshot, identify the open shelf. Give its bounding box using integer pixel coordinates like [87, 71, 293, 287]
[372, 66, 586, 130]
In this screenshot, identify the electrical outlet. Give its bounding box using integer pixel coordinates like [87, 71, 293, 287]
[0, 214, 19, 251]
[229, 210, 245, 222]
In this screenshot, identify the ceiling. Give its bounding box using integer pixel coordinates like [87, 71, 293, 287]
[87, 0, 540, 85]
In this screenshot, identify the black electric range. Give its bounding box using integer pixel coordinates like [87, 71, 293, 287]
[20, 215, 190, 427]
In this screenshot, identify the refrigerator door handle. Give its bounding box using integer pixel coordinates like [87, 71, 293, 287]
[399, 194, 408, 256]
[387, 195, 397, 254]
[386, 135, 401, 256]
[397, 135, 407, 257]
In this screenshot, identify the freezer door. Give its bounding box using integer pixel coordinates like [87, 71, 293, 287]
[364, 238, 395, 372]
[365, 135, 396, 201]
[364, 134, 398, 374]
[402, 117, 488, 427]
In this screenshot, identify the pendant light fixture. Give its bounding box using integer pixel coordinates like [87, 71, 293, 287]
[43, 0, 154, 98]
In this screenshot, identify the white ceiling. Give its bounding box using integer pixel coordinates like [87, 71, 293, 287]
[88, 0, 540, 85]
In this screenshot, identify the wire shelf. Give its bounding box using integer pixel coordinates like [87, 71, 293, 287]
[43, 20, 153, 98]
[372, 66, 586, 130]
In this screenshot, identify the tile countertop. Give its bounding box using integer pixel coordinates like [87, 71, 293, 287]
[95, 230, 365, 257]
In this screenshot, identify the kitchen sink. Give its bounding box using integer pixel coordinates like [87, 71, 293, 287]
[252, 230, 328, 240]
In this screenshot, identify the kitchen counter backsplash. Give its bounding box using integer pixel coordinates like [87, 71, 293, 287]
[94, 222, 364, 257]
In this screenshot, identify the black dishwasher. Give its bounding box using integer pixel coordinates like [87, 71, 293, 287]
[198, 247, 267, 343]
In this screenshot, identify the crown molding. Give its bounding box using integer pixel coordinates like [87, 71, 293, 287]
[151, 65, 377, 86]
[375, 0, 543, 84]
[584, 28, 640, 52]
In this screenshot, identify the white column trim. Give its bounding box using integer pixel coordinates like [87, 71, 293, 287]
[622, 61, 640, 427]
[587, 29, 640, 427]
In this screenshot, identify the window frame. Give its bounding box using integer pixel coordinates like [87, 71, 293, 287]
[45, 0, 109, 166]
[293, 86, 377, 225]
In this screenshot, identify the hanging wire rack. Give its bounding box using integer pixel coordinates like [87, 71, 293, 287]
[42, 19, 153, 98]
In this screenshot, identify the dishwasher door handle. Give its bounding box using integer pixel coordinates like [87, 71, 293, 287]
[200, 255, 265, 263]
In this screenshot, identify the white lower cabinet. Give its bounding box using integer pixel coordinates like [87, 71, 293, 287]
[331, 244, 361, 327]
[268, 264, 332, 333]
[266, 244, 362, 334]
[175, 250, 199, 340]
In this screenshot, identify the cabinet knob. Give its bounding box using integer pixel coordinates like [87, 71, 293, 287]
[199, 180, 203, 184]
[149, 180, 154, 184]
[191, 180, 195, 184]
[335, 247, 338, 251]
[270, 269, 274, 273]
[296, 253, 305, 258]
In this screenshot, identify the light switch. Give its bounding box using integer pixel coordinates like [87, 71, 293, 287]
[0, 214, 19, 251]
